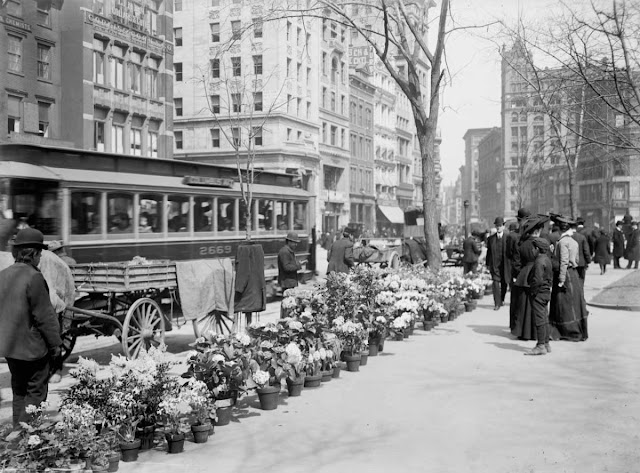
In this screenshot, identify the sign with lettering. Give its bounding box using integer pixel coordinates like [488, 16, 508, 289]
[0, 14, 32, 31]
[349, 45, 374, 67]
[183, 176, 235, 188]
[84, 11, 169, 55]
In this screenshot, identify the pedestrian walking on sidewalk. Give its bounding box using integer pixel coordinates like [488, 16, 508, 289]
[593, 231, 612, 275]
[0, 228, 62, 426]
[612, 221, 625, 269]
[327, 229, 355, 275]
[486, 217, 510, 310]
[549, 218, 589, 342]
[626, 222, 640, 270]
[462, 231, 482, 274]
[525, 237, 553, 356]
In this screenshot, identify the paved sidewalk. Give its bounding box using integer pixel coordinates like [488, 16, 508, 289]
[2, 261, 638, 473]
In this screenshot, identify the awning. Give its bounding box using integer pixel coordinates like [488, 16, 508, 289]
[377, 205, 405, 224]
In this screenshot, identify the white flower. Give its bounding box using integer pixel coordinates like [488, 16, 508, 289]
[318, 348, 327, 360]
[313, 350, 321, 361]
[28, 435, 42, 447]
[235, 332, 251, 346]
[285, 343, 302, 364]
[211, 354, 225, 364]
[252, 370, 270, 387]
[288, 320, 303, 331]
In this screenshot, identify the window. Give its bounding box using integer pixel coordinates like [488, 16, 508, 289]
[231, 127, 241, 147]
[71, 191, 101, 235]
[231, 21, 241, 40]
[146, 57, 159, 98]
[147, 8, 158, 35]
[211, 128, 220, 147]
[341, 129, 345, 148]
[36, 44, 52, 80]
[232, 93, 241, 113]
[306, 101, 311, 119]
[110, 45, 125, 88]
[194, 197, 213, 232]
[297, 27, 301, 46]
[6, 0, 22, 17]
[174, 130, 183, 149]
[211, 58, 220, 78]
[286, 21, 291, 41]
[231, 57, 241, 76]
[306, 67, 311, 87]
[341, 95, 345, 115]
[148, 131, 158, 157]
[321, 87, 327, 108]
[254, 19, 263, 38]
[287, 58, 291, 77]
[168, 195, 189, 232]
[217, 198, 236, 231]
[130, 128, 142, 156]
[139, 194, 162, 232]
[174, 62, 183, 81]
[331, 92, 335, 111]
[94, 121, 105, 151]
[38, 102, 50, 137]
[38, 7, 50, 27]
[297, 98, 301, 116]
[330, 125, 337, 145]
[253, 127, 263, 146]
[174, 0, 182, 12]
[112, 124, 124, 153]
[287, 128, 292, 140]
[174, 28, 182, 46]
[129, 50, 142, 94]
[253, 55, 262, 75]
[331, 57, 338, 83]
[174, 98, 183, 116]
[93, 38, 106, 84]
[210, 95, 220, 113]
[210, 23, 220, 42]
[7, 96, 22, 133]
[254, 92, 263, 111]
[321, 122, 326, 142]
[8, 35, 22, 73]
[322, 52, 326, 75]
[330, 22, 337, 39]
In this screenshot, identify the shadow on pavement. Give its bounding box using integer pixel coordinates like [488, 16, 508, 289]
[468, 324, 513, 339]
[486, 341, 529, 352]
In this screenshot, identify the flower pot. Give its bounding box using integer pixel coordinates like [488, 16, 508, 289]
[91, 463, 109, 473]
[403, 328, 409, 338]
[343, 353, 361, 372]
[423, 320, 433, 331]
[332, 365, 342, 378]
[368, 340, 380, 356]
[359, 351, 369, 366]
[321, 370, 333, 382]
[136, 423, 156, 451]
[457, 303, 465, 315]
[464, 300, 477, 312]
[191, 423, 211, 444]
[304, 373, 323, 387]
[394, 330, 404, 341]
[215, 405, 233, 426]
[441, 315, 449, 323]
[472, 292, 482, 300]
[286, 376, 305, 396]
[256, 385, 280, 410]
[119, 439, 141, 463]
[378, 337, 385, 352]
[165, 432, 185, 454]
[107, 452, 120, 473]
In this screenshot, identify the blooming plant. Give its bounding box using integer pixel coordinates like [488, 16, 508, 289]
[158, 392, 190, 434]
[334, 320, 367, 356]
[180, 378, 216, 425]
[252, 370, 271, 388]
[283, 342, 305, 381]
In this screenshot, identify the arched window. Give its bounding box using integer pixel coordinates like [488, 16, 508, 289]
[331, 57, 338, 84]
[511, 112, 519, 122]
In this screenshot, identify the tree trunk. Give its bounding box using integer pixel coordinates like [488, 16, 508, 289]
[568, 165, 578, 219]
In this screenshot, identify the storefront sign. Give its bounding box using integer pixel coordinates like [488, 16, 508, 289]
[183, 176, 234, 188]
[0, 14, 31, 31]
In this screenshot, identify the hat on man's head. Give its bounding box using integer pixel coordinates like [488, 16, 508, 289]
[532, 237, 550, 253]
[550, 213, 575, 226]
[508, 222, 518, 231]
[47, 240, 64, 252]
[616, 220, 624, 226]
[517, 208, 531, 220]
[494, 217, 505, 226]
[576, 217, 585, 226]
[285, 231, 300, 243]
[13, 228, 47, 250]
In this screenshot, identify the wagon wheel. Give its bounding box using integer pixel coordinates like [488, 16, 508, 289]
[122, 298, 165, 359]
[192, 311, 236, 338]
[58, 311, 77, 362]
[389, 252, 401, 270]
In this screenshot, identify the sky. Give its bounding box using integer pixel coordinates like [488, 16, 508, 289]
[436, 0, 561, 184]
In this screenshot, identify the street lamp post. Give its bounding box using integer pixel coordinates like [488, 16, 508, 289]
[463, 200, 470, 239]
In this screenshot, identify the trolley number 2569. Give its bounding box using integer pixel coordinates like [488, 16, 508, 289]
[199, 245, 233, 256]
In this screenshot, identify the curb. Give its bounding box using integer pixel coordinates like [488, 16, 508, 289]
[587, 301, 640, 312]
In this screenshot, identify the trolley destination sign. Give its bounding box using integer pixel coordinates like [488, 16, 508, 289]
[182, 176, 235, 188]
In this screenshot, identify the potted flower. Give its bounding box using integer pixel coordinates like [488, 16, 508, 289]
[320, 347, 336, 382]
[368, 315, 388, 356]
[252, 369, 280, 410]
[158, 391, 190, 454]
[303, 348, 323, 387]
[335, 320, 366, 371]
[180, 378, 216, 443]
[282, 342, 306, 396]
[391, 315, 409, 340]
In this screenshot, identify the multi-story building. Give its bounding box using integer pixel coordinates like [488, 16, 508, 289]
[348, 64, 375, 233]
[461, 128, 492, 224]
[477, 127, 503, 223]
[1, 0, 174, 158]
[172, 2, 321, 229]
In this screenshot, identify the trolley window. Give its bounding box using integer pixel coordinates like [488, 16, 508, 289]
[108, 193, 133, 237]
[294, 201, 307, 230]
[217, 198, 236, 232]
[194, 197, 213, 233]
[275, 201, 290, 231]
[258, 199, 273, 231]
[10, 179, 60, 239]
[139, 194, 163, 234]
[168, 195, 189, 233]
[71, 191, 101, 236]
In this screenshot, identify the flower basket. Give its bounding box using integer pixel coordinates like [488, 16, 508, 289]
[403, 328, 410, 338]
[321, 370, 333, 382]
[191, 423, 211, 444]
[441, 314, 449, 323]
[119, 439, 141, 463]
[394, 329, 404, 341]
[107, 451, 121, 473]
[304, 373, 323, 388]
[368, 338, 380, 356]
[464, 300, 477, 312]
[135, 423, 156, 451]
[256, 385, 280, 410]
[343, 353, 361, 372]
[359, 351, 369, 366]
[215, 405, 233, 426]
[332, 365, 342, 378]
[165, 432, 185, 454]
[423, 320, 433, 331]
[286, 376, 305, 396]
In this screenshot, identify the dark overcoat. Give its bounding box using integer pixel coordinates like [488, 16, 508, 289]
[0, 263, 62, 361]
[277, 244, 301, 289]
[627, 229, 640, 261]
[234, 243, 267, 312]
[462, 236, 482, 264]
[593, 234, 612, 264]
[612, 229, 625, 258]
[327, 238, 354, 274]
[572, 232, 592, 267]
[486, 232, 511, 282]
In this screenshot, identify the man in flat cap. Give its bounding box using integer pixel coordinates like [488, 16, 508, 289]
[486, 217, 510, 310]
[524, 237, 553, 355]
[0, 228, 62, 426]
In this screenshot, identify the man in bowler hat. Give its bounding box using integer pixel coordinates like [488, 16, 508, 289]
[327, 228, 355, 274]
[278, 231, 306, 291]
[486, 217, 511, 310]
[0, 228, 62, 426]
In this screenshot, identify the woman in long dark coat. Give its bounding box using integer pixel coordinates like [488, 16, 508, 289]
[593, 231, 612, 274]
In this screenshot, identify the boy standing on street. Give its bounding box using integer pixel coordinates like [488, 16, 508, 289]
[525, 237, 553, 356]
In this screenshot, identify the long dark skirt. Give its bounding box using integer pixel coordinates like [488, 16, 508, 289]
[511, 285, 537, 341]
[549, 268, 588, 341]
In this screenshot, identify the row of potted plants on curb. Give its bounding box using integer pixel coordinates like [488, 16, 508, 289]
[0, 265, 489, 471]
